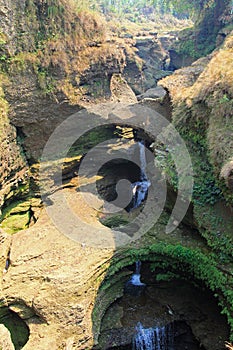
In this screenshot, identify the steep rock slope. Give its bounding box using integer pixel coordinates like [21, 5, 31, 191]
[0, 0, 138, 163]
[159, 32, 233, 256]
[0, 80, 28, 211]
[0, 1, 233, 349]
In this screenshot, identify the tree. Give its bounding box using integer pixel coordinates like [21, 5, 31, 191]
[159, 0, 232, 20]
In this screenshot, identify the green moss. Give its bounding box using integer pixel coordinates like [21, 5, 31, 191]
[155, 272, 180, 282]
[1, 212, 30, 235]
[155, 95, 233, 258]
[92, 271, 130, 343]
[100, 214, 130, 228]
[96, 243, 233, 340]
[178, 36, 216, 59]
[194, 204, 233, 260]
[3, 182, 30, 209]
[37, 68, 56, 94]
[0, 196, 40, 235]
[67, 125, 117, 158]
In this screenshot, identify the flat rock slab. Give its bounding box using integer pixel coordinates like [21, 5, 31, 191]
[137, 86, 167, 101]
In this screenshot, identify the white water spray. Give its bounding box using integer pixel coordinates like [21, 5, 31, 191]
[133, 322, 174, 350]
[131, 141, 151, 209]
[130, 261, 145, 286]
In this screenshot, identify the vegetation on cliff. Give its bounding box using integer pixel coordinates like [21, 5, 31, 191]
[165, 0, 233, 58]
[0, 0, 232, 349]
[0, 0, 131, 104]
[160, 32, 233, 206]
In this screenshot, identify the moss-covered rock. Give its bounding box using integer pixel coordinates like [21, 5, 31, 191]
[159, 32, 233, 258]
[0, 197, 41, 235]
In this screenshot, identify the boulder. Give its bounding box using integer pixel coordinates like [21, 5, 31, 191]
[137, 86, 167, 101]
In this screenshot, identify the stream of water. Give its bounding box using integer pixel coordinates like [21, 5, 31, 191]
[130, 261, 145, 286]
[131, 141, 151, 210]
[133, 322, 174, 350]
[130, 262, 174, 349]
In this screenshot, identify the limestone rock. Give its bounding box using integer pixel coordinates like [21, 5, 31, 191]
[0, 230, 12, 294]
[9, 303, 35, 320]
[0, 324, 14, 350]
[137, 86, 167, 101]
[159, 55, 212, 99]
[0, 85, 28, 210]
[123, 34, 175, 94]
[110, 74, 137, 104]
[2, 205, 114, 349]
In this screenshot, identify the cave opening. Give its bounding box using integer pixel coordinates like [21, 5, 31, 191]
[0, 307, 30, 350]
[94, 261, 229, 350]
[96, 159, 142, 203]
[67, 123, 156, 229]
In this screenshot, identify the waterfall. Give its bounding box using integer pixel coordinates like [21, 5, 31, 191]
[133, 323, 155, 350]
[130, 261, 145, 286]
[125, 261, 146, 295]
[133, 322, 174, 350]
[139, 141, 147, 181]
[135, 260, 141, 274]
[131, 141, 151, 210]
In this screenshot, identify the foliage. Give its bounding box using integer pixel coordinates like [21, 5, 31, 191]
[100, 214, 130, 228]
[178, 35, 216, 58]
[158, 116, 232, 257]
[91, 0, 233, 21]
[159, 31, 233, 258]
[37, 67, 56, 94]
[67, 126, 116, 157]
[155, 271, 180, 281]
[100, 243, 233, 340]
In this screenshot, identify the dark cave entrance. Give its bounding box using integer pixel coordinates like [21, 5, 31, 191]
[0, 307, 30, 350]
[94, 261, 229, 350]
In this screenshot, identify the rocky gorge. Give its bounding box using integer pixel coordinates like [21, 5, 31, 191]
[0, 0, 233, 349]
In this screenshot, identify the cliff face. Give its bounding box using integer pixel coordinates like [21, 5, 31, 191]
[0, 0, 138, 219]
[0, 79, 28, 211]
[0, 0, 125, 163]
[0, 2, 233, 350]
[0, 2, 31, 203]
[160, 32, 233, 202]
[0, 0, 181, 165]
[167, 0, 233, 69]
[159, 31, 233, 256]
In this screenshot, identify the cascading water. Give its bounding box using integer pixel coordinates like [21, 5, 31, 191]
[132, 322, 174, 350]
[139, 141, 147, 181]
[124, 261, 146, 295]
[130, 261, 145, 286]
[133, 323, 155, 350]
[131, 141, 151, 210]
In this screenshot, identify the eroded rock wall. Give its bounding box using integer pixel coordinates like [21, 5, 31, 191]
[0, 82, 28, 211]
[159, 32, 233, 255]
